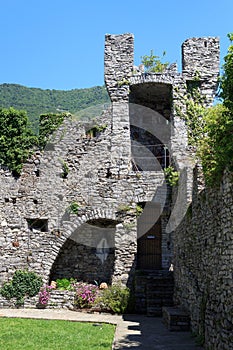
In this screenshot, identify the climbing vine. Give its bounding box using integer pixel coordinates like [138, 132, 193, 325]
[38, 112, 69, 149]
[164, 166, 179, 187]
[175, 75, 207, 146]
[175, 34, 233, 187]
[198, 34, 233, 186]
[0, 107, 37, 176]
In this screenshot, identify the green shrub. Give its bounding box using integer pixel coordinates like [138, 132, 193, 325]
[68, 202, 80, 214]
[0, 107, 37, 176]
[164, 166, 179, 186]
[38, 112, 67, 149]
[56, 278, 76, 290]
[141, 50, 169, 73]
[74, 282, 99, 308]
[96, 284, 130, 314]
[0, 270, 43, 306]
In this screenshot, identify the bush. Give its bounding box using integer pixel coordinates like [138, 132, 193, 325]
[38, 285, 53, 306]
[74, 282, 98, 308]
[0, 270, 43, 306]
[141, 50, 169, 73]
[96, 284, 130, 314]
[0, 107, 37, 176]
[56, 278, 76, 290]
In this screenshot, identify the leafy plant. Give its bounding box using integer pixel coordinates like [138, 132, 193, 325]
[0, 107, 37, 176]
[220, 33, 233, 111]
[38, 112, 67, 149]
[0, 270, 43, 306]
[38, 285, 53, 306]
[68, 202, 80, 214]
[141, 50, 169, 73]
[56, 278, 76, 290]
[198, 104, 232, 185]
[96, 283, 130, 314]
[164, 166, 179, 186]
[60, 160, 69, 179]
[117, 78, 130, 87]
[175, 81, 207, 146]
[74, 282, 98, 308]
[86, 124, 107, 138]
[136, 203, 144, 216]
[198, 34, 233, 186]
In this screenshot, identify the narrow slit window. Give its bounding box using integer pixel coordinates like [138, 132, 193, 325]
[27, 218, 48, 232]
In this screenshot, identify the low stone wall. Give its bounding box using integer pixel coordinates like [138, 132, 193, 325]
[0, 290, 75, 310]
[174, 169, 233, 349]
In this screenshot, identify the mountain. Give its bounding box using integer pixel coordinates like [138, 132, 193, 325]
[0, 83, 110, 132]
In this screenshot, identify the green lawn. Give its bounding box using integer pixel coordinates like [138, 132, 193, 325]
[0, 317, 115, 350]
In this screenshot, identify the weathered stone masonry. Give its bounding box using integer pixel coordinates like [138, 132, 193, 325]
[174, 169, 233, 350]
[0, 33, 223, 331]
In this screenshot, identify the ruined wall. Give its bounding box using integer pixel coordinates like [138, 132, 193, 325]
[0, 34, 221, 309]
[0, 110, 164, 290]
[174, 168, 233, 350]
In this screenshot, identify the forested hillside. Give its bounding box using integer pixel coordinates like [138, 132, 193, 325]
[0, 84, 109, 132]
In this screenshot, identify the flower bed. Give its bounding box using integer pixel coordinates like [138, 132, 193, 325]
[0, 274, 130, 314]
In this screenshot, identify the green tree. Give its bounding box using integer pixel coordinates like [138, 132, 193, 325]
[198, 34, 233, 185]
[198, 104, 232, 185]
[0, 84, 109, 133]
[220, 33, 233, 111]
[38, 112, 68, 149]
[141, 50, 169, 73]
[0, 107, 37, 176]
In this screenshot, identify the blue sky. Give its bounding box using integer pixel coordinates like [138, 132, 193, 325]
[0, 0, 232, 90]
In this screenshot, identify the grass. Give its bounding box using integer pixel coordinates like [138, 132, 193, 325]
[0, 317, 115, 350]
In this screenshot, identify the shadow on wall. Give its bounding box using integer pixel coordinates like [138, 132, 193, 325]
[49, 219, 117, 285]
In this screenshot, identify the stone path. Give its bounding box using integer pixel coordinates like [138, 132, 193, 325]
[0, 309, 203, 349]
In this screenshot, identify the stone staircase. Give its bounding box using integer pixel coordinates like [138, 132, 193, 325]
[134, 270, 174, 316]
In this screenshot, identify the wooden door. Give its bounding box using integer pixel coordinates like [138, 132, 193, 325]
[137, 220, 162, 270]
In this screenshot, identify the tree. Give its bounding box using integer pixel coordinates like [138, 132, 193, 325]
[198, 34, 233, 185]
[221, 33, 233, 111]
[0, 107, 37, 176]
[141, 50, 169, 73]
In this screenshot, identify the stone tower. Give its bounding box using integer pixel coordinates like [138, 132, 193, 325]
[104, 33, 220, 266]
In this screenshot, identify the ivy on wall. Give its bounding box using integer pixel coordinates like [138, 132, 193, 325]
[199, 34, 233, 186]
[38, 112, 69, 149]
[176, 34, 233, 186]
[0, 107, 37, 176]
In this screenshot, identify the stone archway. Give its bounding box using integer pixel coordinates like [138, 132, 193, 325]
[49, 217, 118, 285]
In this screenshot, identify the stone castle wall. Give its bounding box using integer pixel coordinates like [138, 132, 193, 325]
[0, 110, 164, 289]
[174, 168, 233, 349]
[0, 33, 222, 319]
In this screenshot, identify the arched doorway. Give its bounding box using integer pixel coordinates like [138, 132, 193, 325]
[49, 219, 117, 284]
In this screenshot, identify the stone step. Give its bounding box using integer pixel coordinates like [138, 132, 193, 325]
[162, 306, 191, 331]
[147, 289, 173, 296]
[134, 270, 175, 315]
[147, 306, 163, 317]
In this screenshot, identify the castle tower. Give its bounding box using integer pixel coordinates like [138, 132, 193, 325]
[104, 33, 134, 176]
[182, 37, 220, 105]
[104, 33, 220, 270]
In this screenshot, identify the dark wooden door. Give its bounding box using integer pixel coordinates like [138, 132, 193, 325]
[137, 220, 162, 270]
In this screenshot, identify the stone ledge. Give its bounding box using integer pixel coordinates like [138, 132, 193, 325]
[162, 306, 190, 331]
